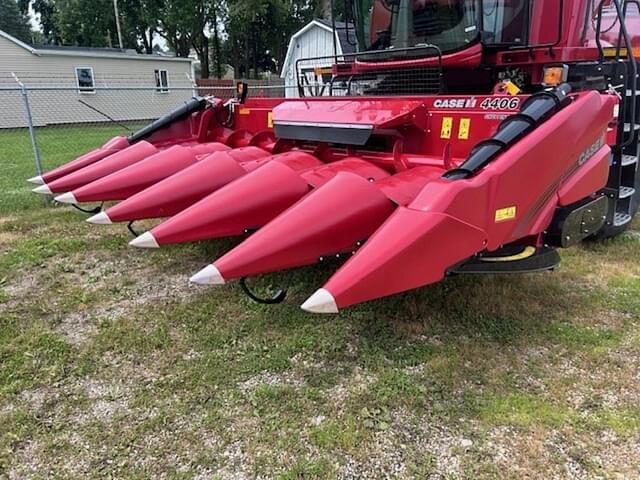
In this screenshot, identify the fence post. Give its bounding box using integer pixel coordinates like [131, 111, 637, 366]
[187, 70, 197, 98]
[12, 73, 47, 204]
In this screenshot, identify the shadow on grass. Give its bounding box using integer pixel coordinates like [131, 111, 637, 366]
[222, 257, 584, 345]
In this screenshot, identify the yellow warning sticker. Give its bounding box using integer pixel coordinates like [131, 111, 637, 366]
[504, 80, 521, 96]
[495, 206, 517, 222]
[440, 117, 453, 139]
[239, 108, 251, 115]
[267, 111, 273, 128]
[458, 118, 470, 140]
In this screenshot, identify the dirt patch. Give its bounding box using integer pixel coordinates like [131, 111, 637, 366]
[2, 250, 205, 346]
[0, 231, 20, 245]
[326, 368, 377, 417]
[7, 440, 45, 480]
[335, 408, 466, 479]
[0, 215, 17, 226]
[237, 370, 306, 395]
[485, 426, 639, 480]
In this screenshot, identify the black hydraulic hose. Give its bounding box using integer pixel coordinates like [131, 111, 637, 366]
[239, 277, 287, 304]
[443, 84, 573, 180]
[127, 97, 207, 143]
[71, 202, 103, 215]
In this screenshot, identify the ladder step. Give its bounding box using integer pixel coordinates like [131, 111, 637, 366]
[614, 212, 633, 227]
[619, 186, 636, 199]
[621, 154, 638, 166]
[624, 123, 640, 133]
[626, 89, 640, 96]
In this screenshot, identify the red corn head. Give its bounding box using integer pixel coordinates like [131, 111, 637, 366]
[33, 141, 159, 195]
[198, 172, 395, 284]
[28, 136, 129, 185]
[88, 147, 272, 224]
[38, 141, 230, 197]
[58, 143, 236, 204]
[130, 156, 389, 248]
[191, 166, 443, 284]
[301, 207, 487, 313]
[130, 151, 324, 247]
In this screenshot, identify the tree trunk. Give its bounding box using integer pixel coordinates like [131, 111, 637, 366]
[146, 29, 154, 54]
[212, 12, 222, 78]
[141, 28, 152, 54]
[252, 29, 258, 79]
[243, 36, 250, 80]
[200, 36, 210, 78]
[177, 34, 190, 57]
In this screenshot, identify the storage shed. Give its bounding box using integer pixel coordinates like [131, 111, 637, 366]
[280, 19, 357, 98]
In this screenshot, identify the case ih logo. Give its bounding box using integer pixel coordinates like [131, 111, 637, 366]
[577, 136, 604, 166]
[433, 97, 521, 110]
[433, 98, 478, 109]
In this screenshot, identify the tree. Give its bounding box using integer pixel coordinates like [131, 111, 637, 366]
[20, 0, 61, 44]
[209, 0, 224, 78]
[225, 0, 313, 79]
[120, 0, 164, 53]
[22, 0, 126, 47]
[156, 0, 217, 77]
[22, 0, 156, 48]
[1, 0, 32, 43]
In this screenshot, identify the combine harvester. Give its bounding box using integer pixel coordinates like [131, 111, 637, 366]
[32, 0, 640, 313]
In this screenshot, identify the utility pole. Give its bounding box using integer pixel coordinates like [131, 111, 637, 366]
[113, 0, 124, 49]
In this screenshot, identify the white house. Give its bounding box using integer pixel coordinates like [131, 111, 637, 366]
[281, 19, 357, 98]
[0, 29, 195, 128]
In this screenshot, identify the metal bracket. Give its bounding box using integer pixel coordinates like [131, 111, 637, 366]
[72, 203, 103, 215]
[239, 277, 287, 304]
[127, 221, 140, 237]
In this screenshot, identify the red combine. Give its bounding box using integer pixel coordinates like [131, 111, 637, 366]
[31, 0, 640, 313]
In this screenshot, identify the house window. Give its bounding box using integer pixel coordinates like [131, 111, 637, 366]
[154, 69, 169, 93]
[75, 67, 95, 93]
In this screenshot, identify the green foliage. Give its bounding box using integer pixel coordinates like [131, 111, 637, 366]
[472, 392, 575, 429]
[0, 0, 32, 42]
[0, 321, 76, 396]
[25, 0, 140, 48]
[225, 0, 314, 78]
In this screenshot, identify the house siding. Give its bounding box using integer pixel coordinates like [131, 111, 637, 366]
[0, 35, 194, 128]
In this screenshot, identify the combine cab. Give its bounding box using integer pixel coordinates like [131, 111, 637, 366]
[31, 0, 640, 312]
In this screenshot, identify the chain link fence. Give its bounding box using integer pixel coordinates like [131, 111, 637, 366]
[0, 73, 293, 186]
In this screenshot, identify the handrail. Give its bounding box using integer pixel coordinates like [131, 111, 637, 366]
[611, 0, 638, 147]
[594, 0, 638, 147]
[294, 45, 443, 97]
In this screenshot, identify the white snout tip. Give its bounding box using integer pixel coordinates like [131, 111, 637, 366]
[300, 288, 338, 314]
[190, 264, 226, 285]
[28, 175, 44, 185]
[54, 192, 77, 204]
[32, 184, 52, 195]
[86, 211, 112, 224]
[129, 231, 159, 248]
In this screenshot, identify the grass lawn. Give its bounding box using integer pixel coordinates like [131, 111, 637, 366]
[0, 125, 639, 479]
